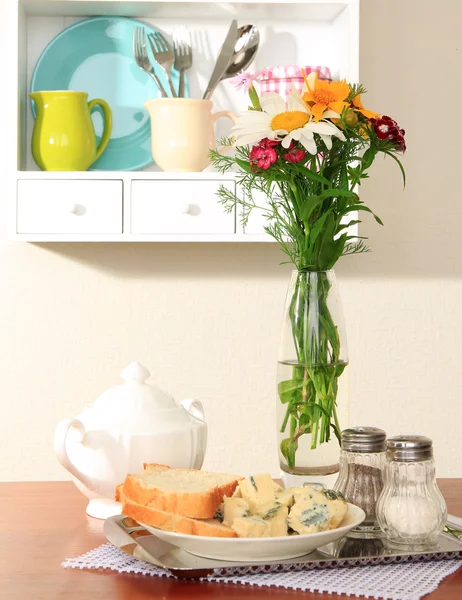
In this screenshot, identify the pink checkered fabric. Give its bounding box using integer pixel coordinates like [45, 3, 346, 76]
[256, 65, 332, 100]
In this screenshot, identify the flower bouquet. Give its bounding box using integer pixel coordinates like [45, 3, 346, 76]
[211, 71, 405, 477]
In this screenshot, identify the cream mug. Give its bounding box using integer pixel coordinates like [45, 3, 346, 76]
[144, 98, 237, 172]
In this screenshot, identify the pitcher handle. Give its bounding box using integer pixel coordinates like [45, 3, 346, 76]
[53, 418, 96, 492]
[180, 399, 206, 423]
[88, 98, 112, 161]
[212, 110, 237, 156]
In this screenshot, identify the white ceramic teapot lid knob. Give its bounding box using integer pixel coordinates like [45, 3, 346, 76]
[120, 361, 150, 384]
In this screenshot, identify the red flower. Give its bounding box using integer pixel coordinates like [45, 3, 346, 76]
[395, 133, 406, 152]
[374, 118, 395, 140]
[249, 145, 278, 170]
[284, 148, 306, 163]
[258, 137, 280, 149]
[371, 115, 406, 151]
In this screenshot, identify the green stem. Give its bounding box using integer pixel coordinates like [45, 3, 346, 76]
[280, 271, 344, 467]
[333, 404, 341, 439]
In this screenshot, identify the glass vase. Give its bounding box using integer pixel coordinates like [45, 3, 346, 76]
[277, 270, 349, 488]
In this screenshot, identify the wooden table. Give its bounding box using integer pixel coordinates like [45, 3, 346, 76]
[0, 481, 461, 600]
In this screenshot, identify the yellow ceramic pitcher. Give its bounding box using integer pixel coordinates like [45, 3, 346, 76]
[30, 91, 112, 171]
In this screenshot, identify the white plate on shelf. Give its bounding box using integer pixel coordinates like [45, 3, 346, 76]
[30, 17, 186, 171]
[141, 503, 365, 562]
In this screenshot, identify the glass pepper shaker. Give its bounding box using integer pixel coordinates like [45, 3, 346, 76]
[376, 435, 447, 548]
[334, 426, 386, 537]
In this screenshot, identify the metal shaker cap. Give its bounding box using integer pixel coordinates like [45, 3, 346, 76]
[341, 426, 387, 453]
[386, 435, 434, 462]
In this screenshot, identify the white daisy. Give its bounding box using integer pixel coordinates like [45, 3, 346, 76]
[232, 91, 345, 155]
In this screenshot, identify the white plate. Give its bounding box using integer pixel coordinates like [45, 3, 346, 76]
[141, 503, 365, 562]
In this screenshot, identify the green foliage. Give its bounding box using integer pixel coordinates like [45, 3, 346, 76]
[210, 124, 405, 271]
[210, 101, 406, 466]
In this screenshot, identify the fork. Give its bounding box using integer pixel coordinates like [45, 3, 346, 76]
[172, 26, 192, 98]
[148, 32, 177, 98]
[133, 26, 168, 98]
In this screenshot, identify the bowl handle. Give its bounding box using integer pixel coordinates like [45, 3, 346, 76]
[53, 418, 97, 492]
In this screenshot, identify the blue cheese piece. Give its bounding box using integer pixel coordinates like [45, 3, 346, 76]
[214, 503, 224, 522]
[288, 486, 348, 534]
[267, 505, 289, 537]
[287, 486, 307, 504]
[222, 497, 250, 527]
[254, 501, 281, 519]
[272, 481, 284, 493]
[254, 502, 289, 537]
[238, 473, 276, 511]
[288, 488, 333, 534]
[232, 486, 242, 498]
[322, 489, 348, 529]
[232, 515, 271, 538]
[275, 489, 295, 508]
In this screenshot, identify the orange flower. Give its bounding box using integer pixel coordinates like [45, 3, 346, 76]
[351, 94, 379, 119]
[302, 71, 350, 122]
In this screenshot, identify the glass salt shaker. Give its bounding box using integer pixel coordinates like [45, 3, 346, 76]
[334, 427, 386, 537]
[376, 435, 447, 548]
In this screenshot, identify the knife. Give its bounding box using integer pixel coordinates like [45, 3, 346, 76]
[444, 513, 462, 541]
[202, 20, 238, 100]
[103, 515, 166, 569]
[104, 515, 216, 578]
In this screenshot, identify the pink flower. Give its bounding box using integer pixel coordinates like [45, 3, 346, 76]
[230, 71, 256, 93]
[284, 148, 306, 163]
[249, 145, 278, 171]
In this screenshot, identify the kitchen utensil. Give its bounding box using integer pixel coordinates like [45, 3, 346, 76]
[173, 26, 193, 98]
[223, 24, 260, 80]
[144, 98, 236, 171]
[133, 26, 168, 98]
[202, 20, 239, 100]
[30, 17, 181, 171]
[30, 91, 112, 171]
[53, 361, 207, 519]
[148, 32, 177, 97]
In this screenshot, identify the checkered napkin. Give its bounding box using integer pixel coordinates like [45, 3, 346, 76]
[255, 65, 332, 98]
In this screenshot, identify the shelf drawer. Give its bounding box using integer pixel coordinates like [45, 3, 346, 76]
[17, 180, 123, 234]
[131, 180, 236, 235]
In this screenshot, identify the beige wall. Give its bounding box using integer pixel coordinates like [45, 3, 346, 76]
[1, 0, 461, 481]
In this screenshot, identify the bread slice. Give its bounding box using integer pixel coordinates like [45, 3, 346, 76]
[116, 484, 236, 538]
[142, 463, 171, 474]
[122, 466, 242, 519]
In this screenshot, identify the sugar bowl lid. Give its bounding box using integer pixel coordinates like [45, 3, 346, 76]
[89, 361, 177, 426]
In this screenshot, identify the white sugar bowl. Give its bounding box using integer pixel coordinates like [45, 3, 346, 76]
[53, 361, 207, 519]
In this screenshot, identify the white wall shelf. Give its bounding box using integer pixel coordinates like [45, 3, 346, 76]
[7, 0, 360, 242]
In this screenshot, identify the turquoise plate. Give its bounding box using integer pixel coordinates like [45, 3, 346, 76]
[30, 17, 184, 171]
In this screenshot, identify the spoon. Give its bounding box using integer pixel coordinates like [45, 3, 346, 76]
[225, 24, 260, 79]
[204, 24, 260, 100]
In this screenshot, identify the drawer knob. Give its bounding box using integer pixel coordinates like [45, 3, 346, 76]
[181, 203, 200, 216]
[68, 203, 85, 216]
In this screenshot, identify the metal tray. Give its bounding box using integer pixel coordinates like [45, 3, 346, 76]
[103, 514, 462, 580]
